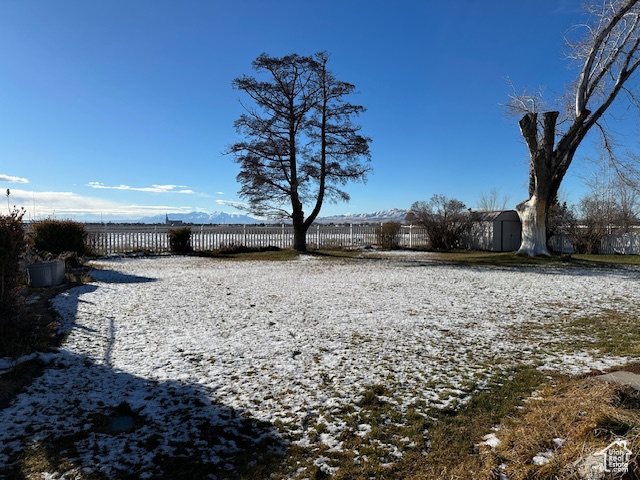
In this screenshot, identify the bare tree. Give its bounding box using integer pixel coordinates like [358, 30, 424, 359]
[229, 53, 371, 251]
[477, 187, 510, 211]
[570, 196, 610, 253]
[580, 151, 640, 230]
[511, 0, 640, 256]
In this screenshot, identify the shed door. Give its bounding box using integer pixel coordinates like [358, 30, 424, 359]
[501, 221, 521, 251]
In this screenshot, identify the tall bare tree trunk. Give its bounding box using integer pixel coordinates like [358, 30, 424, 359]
[515, 109, 594, 256]
[516, 111, 562, 256]
[516, 195, 551, 256]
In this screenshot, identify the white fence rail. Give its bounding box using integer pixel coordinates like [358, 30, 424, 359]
[85, 224, 430, 255]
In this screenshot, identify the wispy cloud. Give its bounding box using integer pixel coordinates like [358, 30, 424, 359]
[216, 199, 248, 210]
[0, 174, 29, 184]
[87, 182, 196, 194]
[8, 188, 199, 220]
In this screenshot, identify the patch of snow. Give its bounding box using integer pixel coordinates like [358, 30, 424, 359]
[553, 437, 566, 448]
[481, 433, 501, 448]
[319, 433, 343, 452]
[532, 451, 554, 465]
[313, 456, 339, 476]
[0, 351, 56, 375]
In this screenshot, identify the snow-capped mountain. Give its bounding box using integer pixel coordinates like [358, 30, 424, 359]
[137, 211, 266, 224]
[314, 208, 408, 224]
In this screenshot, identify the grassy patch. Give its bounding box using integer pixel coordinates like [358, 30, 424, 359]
[393, 366, 548, 480]
[560, 310, 640, 357]
[515, 308, 640, 359]
[426, 251, 640, 269]
[573, 253, 640, 266]
[194, 247, 640, 268]
[258, 367, 548, 480]
[198, 247, 300, 261]
[311, 249, 365, 259]
[313, 249, 640, 269]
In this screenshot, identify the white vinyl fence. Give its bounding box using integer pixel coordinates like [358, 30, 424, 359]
[84, 224, 640, 256]
[85, 224, 430, 255]
[549, 232, 640, 255]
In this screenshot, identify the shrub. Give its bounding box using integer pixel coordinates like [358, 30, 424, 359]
[0, 208, 26, 305]
[376, 222, 401, 250]
[0, 209, 27, 355]
[570, 224, 607, 254]
[169, 227, 192, 254]
[406, 194, 472, 251]
[568, 197, 609, 254]
[30, 219, 87, 255]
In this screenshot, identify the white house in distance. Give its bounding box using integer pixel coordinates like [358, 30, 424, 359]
[466, 210, 522, 252]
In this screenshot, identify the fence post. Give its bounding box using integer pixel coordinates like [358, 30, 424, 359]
[103, 223, 107, 255]
[243, 224, 247, 247]
[409, 224, 413, 249]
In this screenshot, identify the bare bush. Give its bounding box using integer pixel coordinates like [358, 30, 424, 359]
[406, 195, 472, 251]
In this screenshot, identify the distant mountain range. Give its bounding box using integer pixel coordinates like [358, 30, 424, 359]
[314, 208, 408, 224]
[134, 208, 409, 225]
[138, 212, 264, 224]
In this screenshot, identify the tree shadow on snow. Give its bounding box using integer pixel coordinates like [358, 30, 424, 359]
[1, 267, 287, 480]
[89, 267, 158, 284]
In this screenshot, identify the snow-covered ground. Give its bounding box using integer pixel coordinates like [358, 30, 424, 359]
[1, 254, 639, 478]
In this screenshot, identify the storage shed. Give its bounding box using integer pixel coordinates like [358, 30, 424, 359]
[465, 210, 522, 252]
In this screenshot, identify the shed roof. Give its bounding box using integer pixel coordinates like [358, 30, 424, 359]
[470, 210, 519, 222]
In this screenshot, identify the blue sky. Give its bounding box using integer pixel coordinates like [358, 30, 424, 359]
[0, 1, 632, 221]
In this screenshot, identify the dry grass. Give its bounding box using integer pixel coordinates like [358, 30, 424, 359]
[394, 367, 547, 480]
[479, 375, 640, 479]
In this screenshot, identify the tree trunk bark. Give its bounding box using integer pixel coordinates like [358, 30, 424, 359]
[516, 111, 560, 257]
[292, 206, 307, 252]
[516, 195, 551, 256]
[293, 225, 307, 252]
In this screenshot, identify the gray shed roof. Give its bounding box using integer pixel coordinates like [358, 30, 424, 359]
[470, 210, 520, 222]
